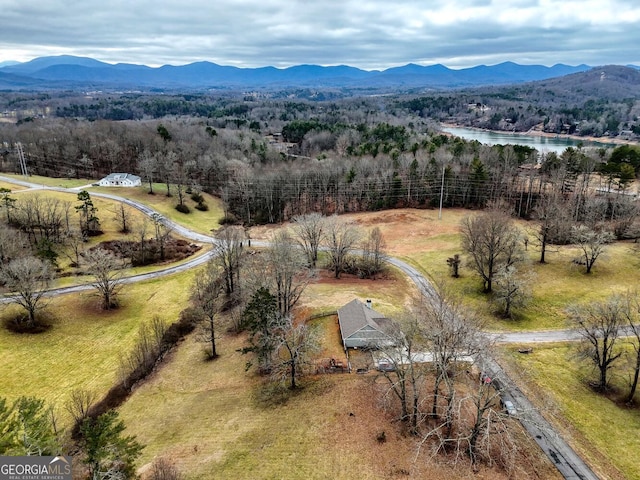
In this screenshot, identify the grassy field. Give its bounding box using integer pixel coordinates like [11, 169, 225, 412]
[0, 173, 97, 189]
[330, 208, 640, 332]
[0, 268, 197, 420]
[505, 343, 640, 480]
[93, 183, 224, 235]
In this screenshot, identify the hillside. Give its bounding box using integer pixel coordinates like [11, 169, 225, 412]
[396, 65, 640, 136]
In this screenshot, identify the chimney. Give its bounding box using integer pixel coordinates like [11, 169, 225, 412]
[366, 299, 372, 309]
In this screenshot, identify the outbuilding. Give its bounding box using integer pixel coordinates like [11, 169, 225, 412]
[98, 173, 141, 187]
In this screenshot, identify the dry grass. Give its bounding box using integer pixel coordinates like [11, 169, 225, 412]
[118, 265, 556, 479]
[0, 173, 97, 189]
[283, 207, 640, 333]
[123, 329, 550, 480]
[0, 179, 29, 191]
[504, 343, 640, 480]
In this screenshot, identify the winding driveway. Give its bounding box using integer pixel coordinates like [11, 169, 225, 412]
[0, 175, 600, 479]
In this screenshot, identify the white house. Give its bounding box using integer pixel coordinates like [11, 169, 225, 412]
[98, 173, 141, 187]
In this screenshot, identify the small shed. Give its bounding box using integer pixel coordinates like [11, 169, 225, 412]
[98, 173, 141, 187]
[337, 299, 393, 350]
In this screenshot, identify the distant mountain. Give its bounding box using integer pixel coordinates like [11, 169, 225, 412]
[2, 55, 112, 74]
[0, 55, 599, 91]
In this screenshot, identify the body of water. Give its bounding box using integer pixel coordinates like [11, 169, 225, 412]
[440, 125, 610, 154]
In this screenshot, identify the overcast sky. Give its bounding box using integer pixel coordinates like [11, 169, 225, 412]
[2, 0, 639, 70]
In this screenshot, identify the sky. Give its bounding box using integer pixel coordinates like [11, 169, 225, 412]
[2, 0, 640, 70]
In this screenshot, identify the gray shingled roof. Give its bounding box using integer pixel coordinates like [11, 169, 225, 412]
[337, 299, 392, 347]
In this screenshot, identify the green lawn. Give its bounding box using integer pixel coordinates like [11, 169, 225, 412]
[506, 343, 640, 480]
[403, 230, 639, 331]
[0, 268, 197, 422]
[93, 184, 224, 235]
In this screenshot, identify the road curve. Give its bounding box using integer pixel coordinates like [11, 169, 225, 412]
[385, 255, 600, 480]
[0, 176, 600, 479]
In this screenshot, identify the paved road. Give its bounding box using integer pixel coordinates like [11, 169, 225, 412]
[0, 176, 600, 479]
[386, 255, 600, 480]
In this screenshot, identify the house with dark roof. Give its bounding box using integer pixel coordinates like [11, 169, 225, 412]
[98, 173, 141, 187]
[337, 299, 394, 349]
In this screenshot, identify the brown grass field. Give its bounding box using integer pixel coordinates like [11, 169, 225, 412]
[120, 323, 558, 480]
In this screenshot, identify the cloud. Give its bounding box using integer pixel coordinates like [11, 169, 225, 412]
[1, 0, 639, 68]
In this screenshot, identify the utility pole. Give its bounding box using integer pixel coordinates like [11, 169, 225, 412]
[15, 142, 28, 177]
[438, 164, 445, 220]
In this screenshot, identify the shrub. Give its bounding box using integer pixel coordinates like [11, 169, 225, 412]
[190, 192, 204, 203]
[148, 457, 182, 480]
[195, 201, 209, 211]
[175, 203, 191, 214]
[3, 314, 52, 334]
[219, 214, 239, 225]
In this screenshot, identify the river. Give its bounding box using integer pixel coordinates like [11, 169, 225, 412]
[440, 125, 612, 154]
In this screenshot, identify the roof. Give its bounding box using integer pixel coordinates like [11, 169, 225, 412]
[101, 173, 141, 182]
[337, 299, 393, 346]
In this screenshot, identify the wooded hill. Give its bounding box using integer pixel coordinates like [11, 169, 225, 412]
[396, 65, 640, 137]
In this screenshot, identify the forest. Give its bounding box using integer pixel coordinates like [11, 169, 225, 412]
[1, 65, 640, 233]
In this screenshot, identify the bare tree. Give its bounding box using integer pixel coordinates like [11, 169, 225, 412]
[160, 151, 178, 197]
[460, 208, 524, 293]
[568, 295, 625, 391]
[291, 212, 326, 267]
[83, 248, 124, 310]
[112, 203, 132, 234]
[622, 292, 640, 404]
[149, 457, 182, 480]
[376, 312, 425, 434]
[324, 217, 360, 279]
[271, 315, 319, 390]
[151, 213, 171, 261]
[532, 189, 567, 263]
[65, 388, 97, 428]
[264, 230, 311, 316]
[138, 150, 157, 195]
[458, 370, 512, 466]
[191, 260, 224, 359]
[132, 218, 150, 266]
[360, 226, 386, 278]
[62, 227, 85, 268]
[418, 284, 484, 434]
[0, 227, 29, 265]
[571, 225, 615, 274]
[493, 265, 534, 319]
[213, 226, 245, 297]
[0, 256, 53, 328]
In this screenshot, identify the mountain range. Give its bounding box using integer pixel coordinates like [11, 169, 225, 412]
[0, 55, 636, 91]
